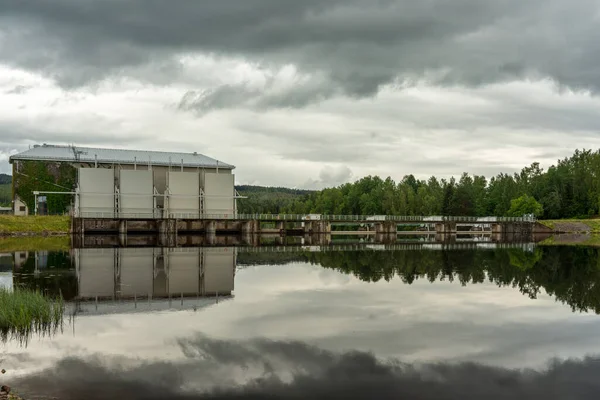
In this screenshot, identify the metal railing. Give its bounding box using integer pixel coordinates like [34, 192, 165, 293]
[74, 210, 537, 223]
[236, 242, 537, 254]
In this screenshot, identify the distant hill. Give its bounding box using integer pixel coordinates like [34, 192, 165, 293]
[235, 185, 312, 196]
[0, 173, 11, 185]
[235, 185, 313, 214]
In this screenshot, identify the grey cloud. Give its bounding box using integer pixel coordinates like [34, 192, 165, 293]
[8, 335, 600, 400]
[0, 122, 141, 149]
[178, 77, 338, 114]
[4, 85, 30, 95]
[2, 0, 600, 108]
[302, 165, 354, 189]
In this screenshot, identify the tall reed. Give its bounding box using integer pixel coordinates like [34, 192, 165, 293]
[0, 288, 64, 345]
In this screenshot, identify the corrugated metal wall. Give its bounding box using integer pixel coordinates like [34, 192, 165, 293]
[119, 170, 154, 217]
[167, 171, 200, 217]
[77, 166, 235, 218]
[79, 169, 115, 217]
[204, 173, 235, 216]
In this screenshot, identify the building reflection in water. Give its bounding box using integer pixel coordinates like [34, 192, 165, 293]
[9, 247, 236, 315]
[75, 247, 235, 300]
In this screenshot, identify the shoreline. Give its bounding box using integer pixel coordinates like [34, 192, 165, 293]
[0, 232, 69, 237]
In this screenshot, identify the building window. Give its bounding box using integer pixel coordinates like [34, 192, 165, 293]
[19, 206, 26, 212]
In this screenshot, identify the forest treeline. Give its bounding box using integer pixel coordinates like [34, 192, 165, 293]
[237, 246, 600, 314]
[0, 173, 11, 206]
[238, 149, 600, 219]
[235, 185, 314, 214]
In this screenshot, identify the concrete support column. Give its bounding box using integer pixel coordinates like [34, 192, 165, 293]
[435, 222, 457, 234]
[118, 233, 127, 247]
[375, 221, 396, 235]
[375, 233, 396, 244]
[157, 219, 177, 247]
[72, 218, 84, 235]
[206, 233, 217, 245]
[206, 220, 217, 235]
[491, 223, 503, 234]
[118, 220, 127, 235]
[242, 233, 260, 246]
[158, 220, 167, 234]
[241, 220, 260, 234]
[304, 221, 314, 234]
[276, 221, 285, 234]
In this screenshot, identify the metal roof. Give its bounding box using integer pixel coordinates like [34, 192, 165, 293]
[9, 144, 235, 169]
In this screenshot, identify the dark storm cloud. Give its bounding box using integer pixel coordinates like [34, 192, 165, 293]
[2, 0, 600, 108]
[7, 335, 600, 400]
[179, 80, 338, 114]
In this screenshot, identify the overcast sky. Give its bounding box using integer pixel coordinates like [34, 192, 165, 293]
[1, 0, 599, 188]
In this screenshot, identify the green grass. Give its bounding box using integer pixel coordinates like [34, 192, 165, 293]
[0, 215, 70, 234]
[0, 288, 64, 345]
[539, 219, 600, 233]
[0, 236, 70, 252]
[539, 234, 600, 247]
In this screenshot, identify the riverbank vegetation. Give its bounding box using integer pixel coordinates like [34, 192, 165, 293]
[539, 219, 600, 233]
[0, 288, 64, 344]
[538, 234, 600, 247]
[237, 148, 600, 220]
[0, 236, 70, 252]
[0, 216, 70, 235]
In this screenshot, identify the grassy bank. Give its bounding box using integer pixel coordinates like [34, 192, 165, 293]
[539, 234, 600, 247]
[0, 288, 64, 344]
[538, 219, 600, 233]
[0, 236, 70, 252]
[0, 216, 70, 235]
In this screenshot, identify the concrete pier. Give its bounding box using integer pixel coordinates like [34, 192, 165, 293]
[435, 222, 457, 234]
[71, 215, 535, 237]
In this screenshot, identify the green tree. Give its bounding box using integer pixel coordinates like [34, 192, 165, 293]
[507, 194, 544, 217]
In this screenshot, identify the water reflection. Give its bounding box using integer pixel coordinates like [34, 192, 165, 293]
[236, 246, 600, 315]
[5, 247, 235, 316]
[5, 237, 600, 317]
[3, 236, 600, 383]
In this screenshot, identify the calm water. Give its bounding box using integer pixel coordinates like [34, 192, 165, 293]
[2, 236, 600, 399]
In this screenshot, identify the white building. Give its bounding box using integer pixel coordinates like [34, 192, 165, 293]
[9, 144, 238, 218]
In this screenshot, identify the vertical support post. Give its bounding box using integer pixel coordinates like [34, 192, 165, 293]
[206, 220, 217, 235]
[119, 220, 127, 235]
